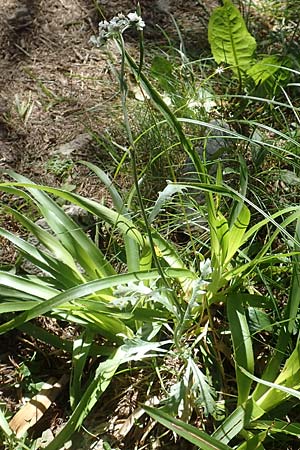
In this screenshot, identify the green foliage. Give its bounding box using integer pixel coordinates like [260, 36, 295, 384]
[208, 0, 288, 92]
[227, 295, 254, 405]
[247, 55, 283, 85]
[1, 3, 300, 450]
[143, 405, 232, 450]
[150, 55, 176, 93]
[208, 0, 256, 77]
[46, 155, 74, 178]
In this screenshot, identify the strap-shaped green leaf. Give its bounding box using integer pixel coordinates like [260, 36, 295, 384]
[143, 405, 232, 450]
[224, 204, 250, 265]
[247, 56, 282, 85]
[227, 294, 254, 405]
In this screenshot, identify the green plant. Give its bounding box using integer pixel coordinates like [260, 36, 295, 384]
[208, 0, 289, 93]
[1, 4, 300, 450]
[14, 93, 34, 126]
[45, 155, 74, 178]
[113, 8, 300, 450]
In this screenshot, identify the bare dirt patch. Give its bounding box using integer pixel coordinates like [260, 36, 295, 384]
[0, 0, 216, 187]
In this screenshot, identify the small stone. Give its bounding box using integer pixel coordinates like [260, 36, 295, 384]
[183, 119, 233, 180]
[55, 133, 92, 156]
[156, 0, 171, 13]
[36, 429, 54, 448]
[7, 7, 32, 30]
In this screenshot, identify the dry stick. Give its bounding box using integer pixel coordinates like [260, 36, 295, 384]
[9, 374, 69, 438]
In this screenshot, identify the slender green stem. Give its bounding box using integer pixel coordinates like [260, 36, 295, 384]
[116, 36, 183, 343]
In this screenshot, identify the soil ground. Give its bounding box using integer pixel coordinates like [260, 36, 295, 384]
[0, 0, 215, 186]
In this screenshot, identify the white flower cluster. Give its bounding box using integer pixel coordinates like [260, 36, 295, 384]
[91, 11, 145, 47]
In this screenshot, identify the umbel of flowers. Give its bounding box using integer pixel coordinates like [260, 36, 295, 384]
[91, 11, 145, 46]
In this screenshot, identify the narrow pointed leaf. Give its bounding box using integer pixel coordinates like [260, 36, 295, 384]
[227, 295, 254, 405]
[143, 405, 232, 450]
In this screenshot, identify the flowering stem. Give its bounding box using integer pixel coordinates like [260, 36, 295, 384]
[136, 3, 144, 76]
[117, 38, 177, 288]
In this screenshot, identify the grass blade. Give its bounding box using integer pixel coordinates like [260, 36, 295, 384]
[81, 161, 140, 272]
[0, 406, 12, 437]
[252, 218, 300, 400]
[70, 329, 94, 409]
[0, 268, 194, 334]
[143, 405, 232, 450]
[227, 294, 254, 405]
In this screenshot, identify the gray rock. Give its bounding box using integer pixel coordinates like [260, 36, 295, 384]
[55, 134, 92, 157]
[182, 119, 232, 180]
[7, 6, 32, 30]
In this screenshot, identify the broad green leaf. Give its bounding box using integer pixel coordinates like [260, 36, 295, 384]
[247, 56, 282, 86]
[208, 0, 256, 76]
[143, 405, 232, 450]
[227, 294, 254, 405]
[224, 204, 250, 265]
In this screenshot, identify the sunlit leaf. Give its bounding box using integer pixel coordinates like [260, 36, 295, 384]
[208, 0, 256, 77]
[143, 405, 232, 449]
